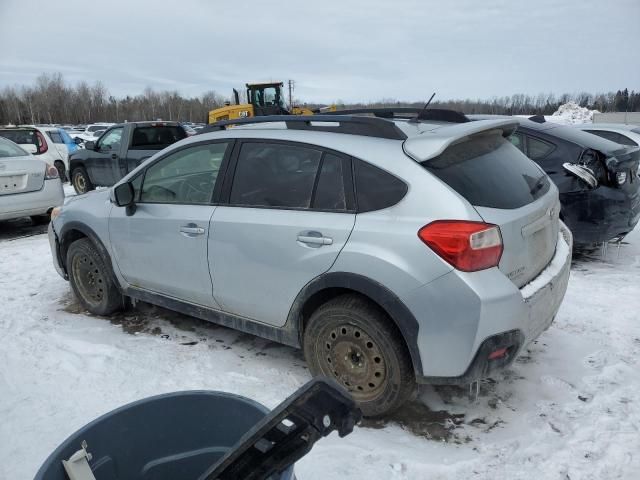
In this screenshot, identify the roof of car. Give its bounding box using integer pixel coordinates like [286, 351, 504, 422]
[112, 121, 182, 128]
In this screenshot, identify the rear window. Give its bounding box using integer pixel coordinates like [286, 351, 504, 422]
[130, 126, 187, 150]
[0, 129, 37, 147]
[0, 136, 29, 157]
[585, 130, 638, 147]
[422, 133, 550, 209]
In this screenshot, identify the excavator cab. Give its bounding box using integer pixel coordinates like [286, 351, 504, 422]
[246, 82, 288, 116]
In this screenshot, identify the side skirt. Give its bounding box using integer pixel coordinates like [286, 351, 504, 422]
[124, 286, 301, 349]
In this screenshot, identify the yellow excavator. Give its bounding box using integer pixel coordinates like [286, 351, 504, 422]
[208, 81, 334, 124]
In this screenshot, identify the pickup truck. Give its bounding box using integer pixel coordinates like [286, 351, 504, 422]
[69, 121, 187, 194]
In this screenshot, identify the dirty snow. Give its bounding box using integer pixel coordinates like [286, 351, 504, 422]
[1, 224, 639, 479]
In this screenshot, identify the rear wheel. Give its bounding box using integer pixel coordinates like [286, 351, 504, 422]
[67, 238, 123, 316]
[303, 294, 415, 417]
[72, 167, 93, 194]
[54, 160, 67, 182]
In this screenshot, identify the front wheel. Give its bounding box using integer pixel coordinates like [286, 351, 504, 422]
[71, 167, 94, 194]
[303, 294, 416, 417]
[66, 238, 123, 316]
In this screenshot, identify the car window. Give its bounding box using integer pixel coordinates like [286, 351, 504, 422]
[140, 142, 229, 204]
[508, 133, 525, 153]
[97, 127, 123, 150]
[421, 132, 549, 209]
[354, 159, 407, 213]
[312, 153, 348, 211]
[47, 131, 63, 143]
[88, 125, 107, 132]
[526, 135, 555, 160]
[0, 136, 29, 157]
[585, 130, 638, 147]
[230, 142, 322, 208]
[130, 126, 188, 150]
[0, 129, 38, 147]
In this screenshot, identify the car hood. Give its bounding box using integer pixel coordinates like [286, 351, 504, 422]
[64, 187, 110, 206]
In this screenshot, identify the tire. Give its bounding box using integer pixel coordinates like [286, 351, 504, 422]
[30, 214, 50, 225]
[54, 160, 67, 182]
[303, 294, 416, 417]
[71, 167, 94, 194]
[66, 238, 123, 316]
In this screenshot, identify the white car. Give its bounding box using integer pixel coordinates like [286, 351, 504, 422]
[69, 123, 114, 144]
[0, 126, 71, 181]
[0, 136, 64, 223]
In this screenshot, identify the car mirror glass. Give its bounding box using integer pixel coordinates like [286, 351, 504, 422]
[113, 182, 134, 207]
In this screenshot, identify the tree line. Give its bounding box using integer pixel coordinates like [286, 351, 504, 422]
[0, 73, 638, 126]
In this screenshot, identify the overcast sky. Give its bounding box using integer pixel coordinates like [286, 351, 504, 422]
[1, 0, 638, 103]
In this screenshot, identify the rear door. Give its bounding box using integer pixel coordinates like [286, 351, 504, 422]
[109, 140, 232, 307]
[209, 140, 356, 326]
[422, 132, 559, 288]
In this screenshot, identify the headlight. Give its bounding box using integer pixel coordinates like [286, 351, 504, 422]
[51, 206, 62, 220]
[616, 171, 627, 185]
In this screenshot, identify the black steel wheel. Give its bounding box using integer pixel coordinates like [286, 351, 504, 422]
[303, 294, 415, 417]
[71, 167, 93, 194]
[66, 238, 122, 316]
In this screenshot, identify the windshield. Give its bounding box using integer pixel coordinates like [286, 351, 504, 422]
[0, 136, 29, 157]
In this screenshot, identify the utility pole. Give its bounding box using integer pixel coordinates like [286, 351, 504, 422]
[288, 79, 294, 109]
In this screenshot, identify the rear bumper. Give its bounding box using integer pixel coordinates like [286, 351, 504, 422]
[560, 182, 640, 244]
[0, 179, 64, 221]
[404, 222, 573, 383]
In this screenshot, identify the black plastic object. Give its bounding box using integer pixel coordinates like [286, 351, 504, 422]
[34, 378, 360, 480]
[34, 392, 293, 480]
[201, 378, 361, 480]
[318, 107, 470, 123]
[200, 115, 408, 140]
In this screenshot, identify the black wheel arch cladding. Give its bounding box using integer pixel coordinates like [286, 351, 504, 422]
[288, 272, 423, 377]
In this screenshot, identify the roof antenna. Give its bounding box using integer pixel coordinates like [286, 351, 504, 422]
[409, 92, 436, 123]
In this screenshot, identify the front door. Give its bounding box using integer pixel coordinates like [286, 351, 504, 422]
[88, 127, 124, 185]
[210, 141, 356, 326]
[109, 140, 232, 307]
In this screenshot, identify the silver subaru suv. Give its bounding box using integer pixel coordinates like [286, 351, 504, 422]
[48, 110, 572, 417]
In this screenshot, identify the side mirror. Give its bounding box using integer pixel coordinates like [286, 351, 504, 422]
[114, 182, 134, 207]
[85, 141, 96, 150]
[74, 137, 83, 145]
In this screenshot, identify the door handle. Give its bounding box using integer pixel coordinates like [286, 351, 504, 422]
[297, 232, 333, 246]
[180, 224, 205, 236]
[111, 154, 118, 160]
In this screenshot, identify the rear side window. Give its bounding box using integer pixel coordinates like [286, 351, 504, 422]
[526, 136, 555, 159]
[47, 131, 63, 143]
[130, 126, 187, 150]
[422, 133, 550, 209]
[354, 159, 407, 213]
[230, 142, 322, 208]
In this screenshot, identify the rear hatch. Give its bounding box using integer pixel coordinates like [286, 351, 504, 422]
[408, 126, 559, 288]
[0, 158, 46, 195]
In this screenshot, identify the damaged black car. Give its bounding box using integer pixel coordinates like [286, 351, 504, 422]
[471, 115, 640, 246]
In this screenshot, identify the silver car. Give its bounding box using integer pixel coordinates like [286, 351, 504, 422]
[0, 136, 64, 222]
[48, 112, 572, 417]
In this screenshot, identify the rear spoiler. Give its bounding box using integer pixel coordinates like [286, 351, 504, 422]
[403, 119, 518, 162]
[603, 145, 640, 172]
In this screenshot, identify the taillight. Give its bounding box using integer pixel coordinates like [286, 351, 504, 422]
[418, 220, 503, 272]
[45, 164, 59, 179]
[36, 131, 49, 154]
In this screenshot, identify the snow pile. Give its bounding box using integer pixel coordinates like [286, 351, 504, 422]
[548, 102, 599, 125]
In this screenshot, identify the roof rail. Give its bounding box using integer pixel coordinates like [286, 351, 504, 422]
[200, 115, 407, 140]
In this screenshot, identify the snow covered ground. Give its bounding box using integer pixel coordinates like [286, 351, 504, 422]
[1, 224, 639, 479]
